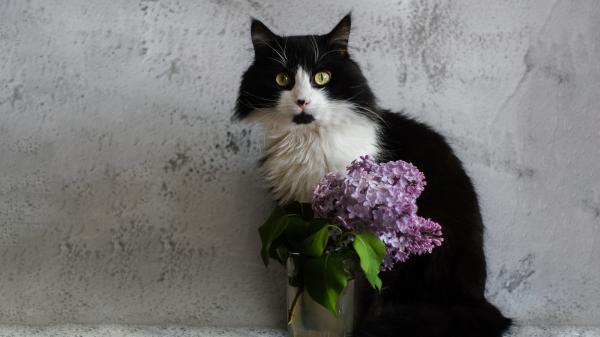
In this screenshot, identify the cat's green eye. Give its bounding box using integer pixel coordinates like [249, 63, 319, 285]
[275, 72, 290, 87]
[314, 71, 331, 86]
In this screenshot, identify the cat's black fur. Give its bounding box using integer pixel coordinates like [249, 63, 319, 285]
[235, 16, 377, 121]
[356, 110, 513, 337]
[235, 14, 512, 337]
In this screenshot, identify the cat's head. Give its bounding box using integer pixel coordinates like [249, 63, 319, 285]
[234, 14, 377, 129]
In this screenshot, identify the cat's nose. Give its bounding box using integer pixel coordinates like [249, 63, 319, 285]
[296, 99, 310, 108]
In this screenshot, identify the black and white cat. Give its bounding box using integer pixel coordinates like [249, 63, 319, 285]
[234, 14, 511, 337]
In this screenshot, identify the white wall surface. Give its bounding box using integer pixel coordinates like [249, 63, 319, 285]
[0, 0, 598, 328]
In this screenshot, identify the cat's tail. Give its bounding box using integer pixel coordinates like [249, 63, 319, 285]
[353, 298, 512, 337]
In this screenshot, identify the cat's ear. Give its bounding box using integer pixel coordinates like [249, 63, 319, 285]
[326, 14, 351, 54]
[251, 19, 278, 51]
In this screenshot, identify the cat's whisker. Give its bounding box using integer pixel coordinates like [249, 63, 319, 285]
[236, 99, 261, 111]
[282, 38, 288, 63]
[268, 57, 287, 67]
[353, 105, 389, 126]
[310, 36, 320, 64]
[261, 41, 287, 67]
[272, 38, 289, 65]
[359, 107, 387, 125]
[242, 90, 279, 103]
[345, 89, 367, 101]
[317, 49, 345, 63]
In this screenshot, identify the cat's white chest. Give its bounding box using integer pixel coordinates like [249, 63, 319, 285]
[260, 120, 380, 204]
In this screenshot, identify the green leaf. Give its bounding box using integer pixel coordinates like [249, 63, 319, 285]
[298, 203, 314, 220]
[285, 218, 334, 257]
[283, 202, 314, 220]
[303, 253, 349, 316]
[269, 236, 289, 265]
[286, 218, 329, 240]
[283, 216, 311, 243]
[353, 233, 385, 290]
[258, 206, 288, 266]
[296, 225, 329, 257]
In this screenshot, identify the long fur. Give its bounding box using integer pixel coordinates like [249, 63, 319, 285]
[259, 100, 379, 203]
[234, 14, 512, 337]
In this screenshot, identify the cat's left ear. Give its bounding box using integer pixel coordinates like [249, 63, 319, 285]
[325, 14, 352, 55]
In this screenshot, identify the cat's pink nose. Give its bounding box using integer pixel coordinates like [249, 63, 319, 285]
[296, 99, 310, 108]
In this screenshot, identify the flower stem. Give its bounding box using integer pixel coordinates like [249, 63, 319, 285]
[287, 287, 303, 325]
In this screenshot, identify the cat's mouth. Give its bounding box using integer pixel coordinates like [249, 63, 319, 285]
[292, 112, 315, 125]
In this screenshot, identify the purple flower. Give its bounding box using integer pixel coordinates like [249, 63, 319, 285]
[312, 156, 443, 270]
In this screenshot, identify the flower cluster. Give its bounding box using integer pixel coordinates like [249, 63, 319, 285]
[312, 156, 443, 269]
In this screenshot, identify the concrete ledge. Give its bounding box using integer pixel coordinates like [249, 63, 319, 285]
[505, 326, 600, 337]
[0, 326, 285, 337]
[0, 325, 597, 337]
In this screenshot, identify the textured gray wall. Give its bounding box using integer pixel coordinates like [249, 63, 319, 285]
[0, 0, 598, 328]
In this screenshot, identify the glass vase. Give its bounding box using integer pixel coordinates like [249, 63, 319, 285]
[286, 258, 355, 337]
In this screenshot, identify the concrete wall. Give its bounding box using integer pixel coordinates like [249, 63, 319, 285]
[0, 0, 598, 328]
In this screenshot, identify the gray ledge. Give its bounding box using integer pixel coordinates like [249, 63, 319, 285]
[0, 325, 598, 337]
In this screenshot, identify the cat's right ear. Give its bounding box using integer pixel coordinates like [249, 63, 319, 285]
[251, 19, 277, 52]
[326, 14, 351, 54]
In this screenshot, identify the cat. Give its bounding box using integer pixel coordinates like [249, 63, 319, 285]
[234, 14, 512, 337]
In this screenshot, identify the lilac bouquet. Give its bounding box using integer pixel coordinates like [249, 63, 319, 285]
[313, 155, 443, 270]
[259, 156, 443, 319]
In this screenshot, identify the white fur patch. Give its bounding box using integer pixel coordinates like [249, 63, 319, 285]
[248, 68, 381, 204]
[291, 67, 313, 104]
